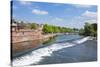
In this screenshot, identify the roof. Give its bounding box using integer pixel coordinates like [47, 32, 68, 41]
[12, 22, 17, 26]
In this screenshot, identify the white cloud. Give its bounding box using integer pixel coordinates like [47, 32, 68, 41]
[49, 17, 65, 26]
[18, 0, 40, 9]
[55, 17, 64, 21]
[81, 10, 97, 23]
[52, 3, 62, 6]
[32, 9, 48, 15]
[82, 10, 97, 18]
[19, 1, 32, 5]
[72, 4, 92, 8]
[85, 19, 97, 23]
[67, 10, 97, 28]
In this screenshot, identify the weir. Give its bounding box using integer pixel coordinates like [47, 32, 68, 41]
[12, 37, 90, 66]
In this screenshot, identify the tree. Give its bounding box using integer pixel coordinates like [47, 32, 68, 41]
[79, 28, 84, 35]
[91, 23, 97, 37]
[84, 23, 92, 36]
[79, 22, 97, 37]
[42, 24, 76, 34]
[30, 23, 37, 29]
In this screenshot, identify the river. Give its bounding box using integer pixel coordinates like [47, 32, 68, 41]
[12, 34, 97, 66]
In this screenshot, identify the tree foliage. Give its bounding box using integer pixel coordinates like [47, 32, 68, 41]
[42, 24, 75, 33]
[30, 23, 37, 29]
[79, 22, 97, 37]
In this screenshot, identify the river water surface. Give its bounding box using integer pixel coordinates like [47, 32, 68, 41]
[12, 34, 97, 66]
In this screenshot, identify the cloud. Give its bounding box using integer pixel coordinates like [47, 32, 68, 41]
[51, 17, 64, 22]
[72, 4, 92, 8]
[80, 10, 97, 23]
[52, 3, 62, 6]
[49, 17, 65, 26]
[55, 17, 64, 21]
[32, 9, 48, 15]
[19, 1, 32, 5]
[67, 10, 97, 28]
[82, 10, 97, 18]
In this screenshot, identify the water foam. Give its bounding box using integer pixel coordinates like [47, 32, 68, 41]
[73, 36, 90, 44]
[12, 37, 89, 66]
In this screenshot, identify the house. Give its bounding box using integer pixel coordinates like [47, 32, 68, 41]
[11, 19, 17, 31]
[11, 19, 25, 31]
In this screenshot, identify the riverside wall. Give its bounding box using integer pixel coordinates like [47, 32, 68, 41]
[12, 29, 43, 43]
[12, 29, 56, 56]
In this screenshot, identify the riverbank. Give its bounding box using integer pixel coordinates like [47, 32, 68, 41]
[12, 37, 55, 57]
[11, 29, 84, 57]
[12, 29, 57, 43]
[12, 30, 56, 56]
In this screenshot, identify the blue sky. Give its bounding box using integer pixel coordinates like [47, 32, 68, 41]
[12, 1, 97, 29]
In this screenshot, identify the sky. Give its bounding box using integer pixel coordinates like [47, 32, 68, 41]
[12, 1, 97, 29]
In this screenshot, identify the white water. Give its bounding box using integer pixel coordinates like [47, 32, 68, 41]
[12, 37, 90, 66]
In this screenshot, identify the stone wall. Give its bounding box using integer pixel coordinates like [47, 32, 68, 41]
[12, 29, 43, 43]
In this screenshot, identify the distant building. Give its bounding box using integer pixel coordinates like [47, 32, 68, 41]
[11, 19, 17, 31]
[36, 24, 43, 30]
[11, 19, 25, 31]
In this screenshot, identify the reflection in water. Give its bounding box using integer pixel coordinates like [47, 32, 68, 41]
[12, 35, 97, 66]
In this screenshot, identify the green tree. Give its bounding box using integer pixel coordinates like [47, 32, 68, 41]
[79, 28, 84, 35]
[42, 24, 76, 33]
[91, 23, 97, 37]
[30, 23, 37, 29]
[84, 23, 92, 36]
[79, 22, 97, 37]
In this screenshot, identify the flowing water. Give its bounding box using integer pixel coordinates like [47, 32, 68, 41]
[12, 34, 97, 66]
